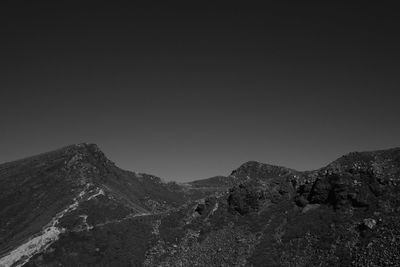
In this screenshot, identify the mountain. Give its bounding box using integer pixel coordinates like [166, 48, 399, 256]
[1, 144, 400, 266]
[0, 144, 219, 267]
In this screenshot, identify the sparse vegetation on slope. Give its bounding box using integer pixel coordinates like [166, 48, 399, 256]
[1, 145, 400, 266]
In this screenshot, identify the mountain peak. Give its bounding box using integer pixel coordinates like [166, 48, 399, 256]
[231, 160, 297, 180]
[58, 143, 102, 156]
[0, 143, 115, 185]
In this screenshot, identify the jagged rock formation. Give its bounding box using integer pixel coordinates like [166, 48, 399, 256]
[1, 144, 400, 266]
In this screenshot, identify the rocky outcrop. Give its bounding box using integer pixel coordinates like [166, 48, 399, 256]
[1, 145, 400, 266]
[231, 161, 298, 180]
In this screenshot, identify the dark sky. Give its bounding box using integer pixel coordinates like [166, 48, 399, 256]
[1, 2, 399, 181]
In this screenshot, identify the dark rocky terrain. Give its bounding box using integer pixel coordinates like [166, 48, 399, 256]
[1, 144, 400, 266]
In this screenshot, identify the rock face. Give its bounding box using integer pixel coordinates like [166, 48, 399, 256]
[1, 145, 400, 266]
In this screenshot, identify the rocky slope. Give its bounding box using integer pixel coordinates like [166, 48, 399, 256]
[0, 144, 218, 267]
[1, 144, 400, 266]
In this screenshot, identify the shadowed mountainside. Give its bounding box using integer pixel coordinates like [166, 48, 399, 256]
[1, 144, 400, 266]
[0, 144, 215, 266]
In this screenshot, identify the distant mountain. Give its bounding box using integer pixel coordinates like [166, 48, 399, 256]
[1, 144, 400, 266]
[187, 176, 233, 190]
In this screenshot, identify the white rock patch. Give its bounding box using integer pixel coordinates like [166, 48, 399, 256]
[87, 188, 105, 201]
[0, 188, 88, 267]
[211, 202, 219, 215]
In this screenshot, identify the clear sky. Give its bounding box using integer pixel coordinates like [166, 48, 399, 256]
[1, 2, 399, 181]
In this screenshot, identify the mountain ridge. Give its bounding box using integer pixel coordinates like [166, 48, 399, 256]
[1, 143, 400, 266]
[3, 143, 398, 183]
